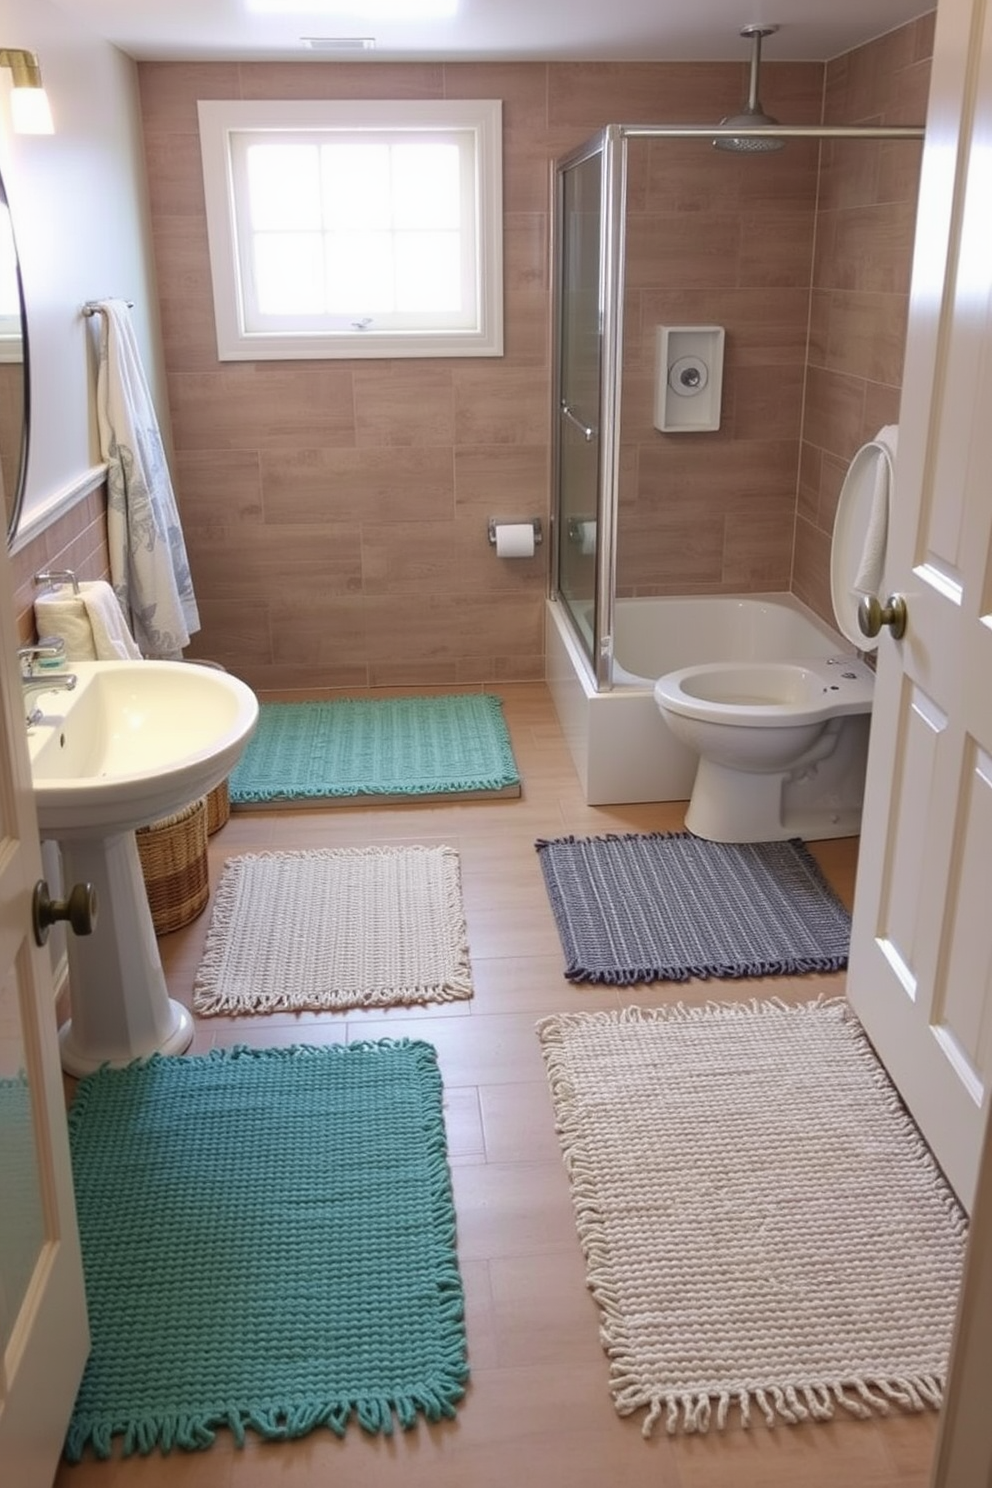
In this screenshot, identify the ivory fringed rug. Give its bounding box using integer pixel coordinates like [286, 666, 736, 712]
[536, 833, 851, 983]
[193, 846, 472, 1015]
[228, 693, 521, 807]
[537, 1000, 967, 1437]
[65, 1042, 468, 1460]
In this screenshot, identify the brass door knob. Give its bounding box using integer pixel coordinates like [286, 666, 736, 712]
[857, 592, 907, 641]
[32, 880, 98, 947]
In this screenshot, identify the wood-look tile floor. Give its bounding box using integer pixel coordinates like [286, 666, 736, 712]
[55, 683, 941, 1488]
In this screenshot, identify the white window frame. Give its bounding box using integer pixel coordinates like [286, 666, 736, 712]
[198, 98, 503, 360]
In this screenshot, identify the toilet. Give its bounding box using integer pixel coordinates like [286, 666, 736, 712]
[653, 431, 895, 843]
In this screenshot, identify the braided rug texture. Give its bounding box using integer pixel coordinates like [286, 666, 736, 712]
[193, 846, 472, 1014]
[537, 1000, 966, 1437]
[65, 1041, 467, 1460]
[536, 833, 851, 983]
[228, 693, 520, 803]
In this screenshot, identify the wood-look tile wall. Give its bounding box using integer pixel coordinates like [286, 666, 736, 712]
[620, 15, 933, 608]
[10, 487, 110, 644]
[794, 13, 935, 622]
[618, 134, 821, 596]
[127, 30, 930, 687]
[136, 57, 823, 689]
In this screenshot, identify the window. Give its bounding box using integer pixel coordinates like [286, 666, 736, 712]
[198, 99, 503, 360]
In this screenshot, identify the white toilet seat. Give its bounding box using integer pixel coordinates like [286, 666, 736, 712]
[830, 434, 896, 651]
[653, 656, 874, 729]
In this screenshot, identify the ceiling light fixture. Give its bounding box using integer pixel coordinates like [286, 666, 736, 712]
[0, 48, 54, 135]
[250, 0, 456, 17]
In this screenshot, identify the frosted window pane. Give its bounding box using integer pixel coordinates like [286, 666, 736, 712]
[324, 233, 395, 314]
[392, 144, 461, 230]
[394, 233, 462, 312]
[321, 145, 391, 230]
[246, 145, 322, 231]
[254, 235, 325, 313]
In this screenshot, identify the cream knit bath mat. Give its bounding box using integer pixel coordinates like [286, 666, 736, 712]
[537, 999, 966, 1436]
[193, 846, 472, 1014]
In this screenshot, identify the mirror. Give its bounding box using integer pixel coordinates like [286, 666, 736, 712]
[0, 167, 28, 544]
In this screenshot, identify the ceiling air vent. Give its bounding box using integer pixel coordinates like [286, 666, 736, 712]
[301, 36, 377, 51]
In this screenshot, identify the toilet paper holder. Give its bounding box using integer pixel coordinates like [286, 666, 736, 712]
[487, 517, 543, 546]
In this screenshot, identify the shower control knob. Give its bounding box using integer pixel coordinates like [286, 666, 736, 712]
[32, 879, 98, 946]
[857, 593, 907, 641]
[668, 356, 709, 397]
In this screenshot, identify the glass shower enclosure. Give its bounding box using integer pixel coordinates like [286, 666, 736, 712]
[551, 128, 623, 690]
[550, 121, 926, 694]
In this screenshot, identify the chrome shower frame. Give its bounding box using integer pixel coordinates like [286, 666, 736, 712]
[550, 120, 926, 693]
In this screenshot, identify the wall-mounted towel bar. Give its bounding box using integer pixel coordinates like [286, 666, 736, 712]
[35, 568, 80, 593]
[82, 299, 135, 316]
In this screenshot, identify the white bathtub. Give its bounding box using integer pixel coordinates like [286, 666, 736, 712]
[545, 593, 856, 804]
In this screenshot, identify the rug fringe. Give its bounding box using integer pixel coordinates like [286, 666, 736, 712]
[64, 1377, 472, 1461]
[536, 995, 849, 1042]
[560, 956, 848, 984]
[628, 1375, 946, 1438]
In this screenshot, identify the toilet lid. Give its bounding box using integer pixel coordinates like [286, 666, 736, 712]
[829, 439, 893, 651]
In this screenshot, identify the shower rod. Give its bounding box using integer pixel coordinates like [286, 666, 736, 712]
[619, 123, 925, 140]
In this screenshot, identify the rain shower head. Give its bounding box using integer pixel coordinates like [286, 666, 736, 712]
[714, 24, 786, 153]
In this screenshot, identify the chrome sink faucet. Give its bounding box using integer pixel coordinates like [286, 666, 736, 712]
[19, 639, 77, 726]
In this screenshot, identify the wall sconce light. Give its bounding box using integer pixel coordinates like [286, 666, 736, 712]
[0, 49, 55, 135]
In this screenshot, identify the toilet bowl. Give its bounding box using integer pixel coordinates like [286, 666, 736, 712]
[653, 429, 896, 843]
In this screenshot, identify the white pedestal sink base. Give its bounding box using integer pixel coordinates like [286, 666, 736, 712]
[56, 831, 195, 1076]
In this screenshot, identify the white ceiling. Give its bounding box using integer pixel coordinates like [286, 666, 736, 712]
[48, 0, 930, 65]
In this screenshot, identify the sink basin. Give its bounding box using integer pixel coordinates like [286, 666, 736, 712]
[25, 660, 259, 1077]
[28, 660, 258, 838]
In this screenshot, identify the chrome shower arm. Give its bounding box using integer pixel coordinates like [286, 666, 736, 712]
[746, 31, 763, 112]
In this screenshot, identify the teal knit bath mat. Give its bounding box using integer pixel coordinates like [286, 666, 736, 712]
[228, 692, 521, 805]
[65, 1042, 468, 1460]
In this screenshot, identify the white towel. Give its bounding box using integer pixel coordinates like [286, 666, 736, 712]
[852, 424, 898, 596]
[34, 580, 142, 662]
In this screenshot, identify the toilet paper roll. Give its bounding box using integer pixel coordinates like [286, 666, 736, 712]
[494, 523, 536, 559]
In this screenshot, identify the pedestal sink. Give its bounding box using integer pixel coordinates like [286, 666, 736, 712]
[27, 661, 258, 1075]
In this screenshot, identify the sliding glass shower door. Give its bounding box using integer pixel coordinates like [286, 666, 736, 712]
[553, 140, 604, 667]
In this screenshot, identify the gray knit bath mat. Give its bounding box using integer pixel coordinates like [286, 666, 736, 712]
[535, 833, 851, 984]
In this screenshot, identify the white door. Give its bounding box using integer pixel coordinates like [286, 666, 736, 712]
[846, 0, 992, 1214]
[0, 529, 89, 1482]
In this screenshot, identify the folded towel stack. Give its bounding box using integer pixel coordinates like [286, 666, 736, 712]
[852, 423, 898, 597]
[34, 580, 142, 662]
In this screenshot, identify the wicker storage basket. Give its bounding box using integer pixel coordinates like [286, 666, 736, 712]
[136, 796, 209, 936]
[206, 779, 230, 835]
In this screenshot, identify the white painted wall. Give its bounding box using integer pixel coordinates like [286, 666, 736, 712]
[0, 0, 166, 534]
